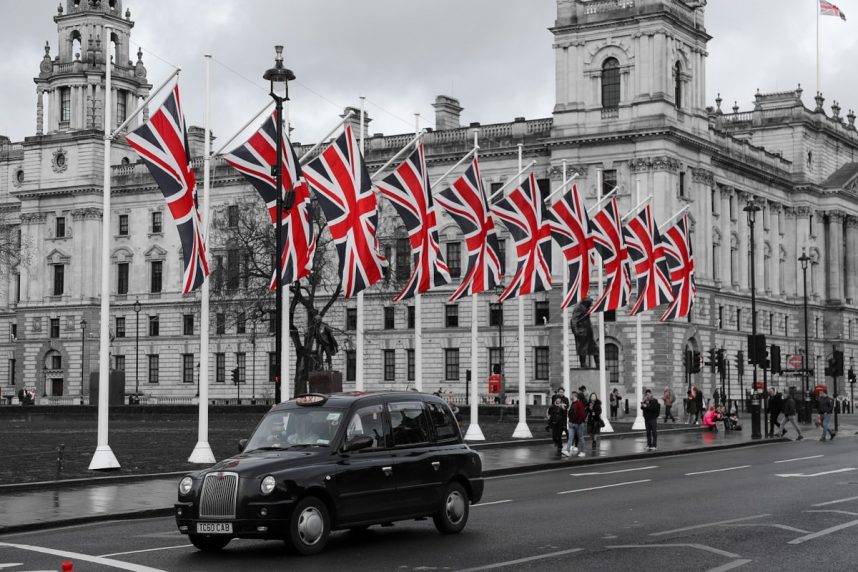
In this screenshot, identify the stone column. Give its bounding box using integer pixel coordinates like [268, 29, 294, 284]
[783, 207, 798, 297]
[826, 211, 845, 303]
[846, 217, 858, 304]
[36, 87, 44, 135]
[737, 192, 750, 291]
[770, 202, 782, 295]
[720, 186, 732, 288]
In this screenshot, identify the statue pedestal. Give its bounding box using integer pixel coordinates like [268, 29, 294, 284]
[570, 369, 600, 396]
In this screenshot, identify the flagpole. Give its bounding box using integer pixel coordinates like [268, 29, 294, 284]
[414, 113, 423, 393]
[356, 97, 366, 391]
[545, 172, 580, 205]
[465, 128, 485, 441]
[211, 100, 275, 157]
[596, 168, 613, 434]
[512, 143, 532, 439]
[586, 186, 619, 216]
[562, 160, 571, 397]
[370, 131, 426, 183]
[89, 25, 120, 470]
[621, 194, 653, 223]
[429, 145, 479, 190]
[282, 103, 291, 400]
[189, 55, 216, 463]
[658, 205, 691, 233]
[817, 0, 821, 96]
[298, 111, 355, 165]
[489, 160, 537, 202]
[631, 178, 645, 431]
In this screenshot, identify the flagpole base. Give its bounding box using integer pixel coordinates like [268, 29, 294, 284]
[600, 415, 614, 433]
[464, 423, 485, 441]
[88, 445, 121, 471]
[188, 441, 216, 464]
[512, 421, 533, 439]
[631, 413, 646, 431]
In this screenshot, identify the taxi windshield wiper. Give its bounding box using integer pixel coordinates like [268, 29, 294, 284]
[247, 445, 290, 451]
[285, 443, 330, 449]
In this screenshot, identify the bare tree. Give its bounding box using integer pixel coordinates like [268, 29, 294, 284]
[0, 204, 25, 287]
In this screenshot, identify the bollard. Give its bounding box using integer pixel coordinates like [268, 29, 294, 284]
[56, 444, 65, 481]
[62, 562, 73, 571]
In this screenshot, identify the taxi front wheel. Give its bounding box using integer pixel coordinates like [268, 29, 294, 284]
[286, 496, 330, 555]
[432, 481, 469, 534]
[188, 533, 231, 552]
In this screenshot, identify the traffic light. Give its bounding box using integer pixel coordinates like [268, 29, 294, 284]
[834, 350, 844, 377]
[770, 345, 782, 374]
[706, 348, 716, 373]
[747, 334, 767, 366]
[716, 348, 725, 375]
[849, 368, 856, 384]
[691, 351, 702, 374]
[231, 367, 240, 384]
[737, 351, 745, 377]
[683, 350, 690, 373]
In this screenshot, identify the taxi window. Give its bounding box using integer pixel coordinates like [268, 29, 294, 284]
[388, 401, 432, 446]
[345, 405, 387, 449]
[426, 402, 459, 442]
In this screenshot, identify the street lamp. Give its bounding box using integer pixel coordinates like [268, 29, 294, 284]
[799, 248, 811, 422]
[80, 319, 87, 393]
[250, 308, 262, 404]
[744, 201, 763, 439]
[264, 45, 295, 404]
[133, 298, 141, 396]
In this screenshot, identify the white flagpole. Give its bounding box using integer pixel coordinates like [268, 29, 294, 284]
[211, 100, 274, 157]
[631, 178, 645, 431]
[817, 1, 821, 96]
[465, 128, 485, 441]
[512, 143, 532, 439]
[189, 55, 216, 463]
[90, 26, 120, 470]
[356, 97, 366, 391]
[562, 161, 571, 397]
[414, 113, 423, 393]
[298, 111, 355, 165]
[596, 168, 613, 433]
[429, 145, 479, 191]
[281, 103, 291, 401]
[370, 131, 426, 183]
[489, 160, 537, 202]
[545, 172, 580, 205]
[658, 205, 691, 233]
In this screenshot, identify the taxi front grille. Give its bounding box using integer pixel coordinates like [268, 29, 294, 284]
[199, 472, 238, 519]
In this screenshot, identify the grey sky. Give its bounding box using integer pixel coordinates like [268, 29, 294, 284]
[1, 1, 855, 146]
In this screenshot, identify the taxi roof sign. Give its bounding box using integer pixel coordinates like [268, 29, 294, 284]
[295, 394, 327, 406]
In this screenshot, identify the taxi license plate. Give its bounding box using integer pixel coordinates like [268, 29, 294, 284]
[196, 522, 233, 534]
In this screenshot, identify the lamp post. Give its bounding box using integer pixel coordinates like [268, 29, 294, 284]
[133, 298, 141, 397]
[264, 46, 295, 405]
[744, 201, 762, 439]
[799, 249, 811, 423]
[80, 319, 87, 394]
[251, 309, 260, 404]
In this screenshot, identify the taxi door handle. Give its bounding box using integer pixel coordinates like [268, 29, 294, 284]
[382, 466, 393, 476]
[431, 461, 440, 471]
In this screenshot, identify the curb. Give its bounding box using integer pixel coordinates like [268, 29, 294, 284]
[469, 425, 705, 450]
[0, 508, 174, 535]
[0, 471, 189, 494]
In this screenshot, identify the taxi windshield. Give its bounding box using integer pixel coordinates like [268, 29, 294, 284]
[245, 407, 345, 451]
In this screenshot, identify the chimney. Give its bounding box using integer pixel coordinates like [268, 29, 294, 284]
[433, 95, 463, 131]
[342, 107, 371, 137]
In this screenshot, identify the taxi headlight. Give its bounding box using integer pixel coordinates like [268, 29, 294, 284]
[178, 476, 193, 495]
[260, 475, 276, 496]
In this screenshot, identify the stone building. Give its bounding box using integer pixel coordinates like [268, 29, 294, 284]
[2, 0, 858, 406]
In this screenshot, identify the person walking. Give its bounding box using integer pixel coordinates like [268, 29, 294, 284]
[694, 386, 704, 416]
[687, 388, 699, 425]
[563, 391, 587, 458]
[609, 388, 622, 419]
[641, 388, 660, 451]
[585, 392, 603, 451]
[662, 386, 676, 422]
[767, 388, 783, 438]
[547, 397, 567, 454]
[779, 391, 803, 440]
[818, 390, 836, 441]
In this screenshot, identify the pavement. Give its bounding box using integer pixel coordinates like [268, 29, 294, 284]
[1, 413, 854, 535]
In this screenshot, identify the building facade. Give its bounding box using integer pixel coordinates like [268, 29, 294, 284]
[2, 0, 858, 405]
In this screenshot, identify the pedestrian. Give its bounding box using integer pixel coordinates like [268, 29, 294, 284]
[547, 397, 567, 454]
[694, 386, 704, 416]
[713, 388, 720, 407]
[767, 388, 783, 438]
[817, 390, 836, 441]
[687, 388, 699, 425]
[550, 387, 570, 440]
[585, 392, 603, 451]
[702, 405, 721, 432]
[609, 388, 622, 419]
[641, 388, 660, 451]
[577, 385, 587, 402]
[563, 391, 587, 458]
[779, 391, 803, 440]
[662, 386, 676, 422]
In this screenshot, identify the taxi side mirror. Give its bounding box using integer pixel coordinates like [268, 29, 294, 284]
[238, 439, 248, 452]
[342, 435, 374, 452]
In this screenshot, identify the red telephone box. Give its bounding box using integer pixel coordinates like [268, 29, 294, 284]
[488, 374, 501, 395]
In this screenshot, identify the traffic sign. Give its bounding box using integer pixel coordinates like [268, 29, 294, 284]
[788, 355, 802, 370]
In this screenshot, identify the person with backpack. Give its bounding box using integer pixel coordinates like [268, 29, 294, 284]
[779, 391, 803, 440]
[609, 388, 622, 419]
[641, 388, 660, 451]
[662, 386, 676, 422]
[817, 390, 835, 441]
[547, 396, 567, 454]
[585, 392, 603, 451]
[563, 391, 587, 458]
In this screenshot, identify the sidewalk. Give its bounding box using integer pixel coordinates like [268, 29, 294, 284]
[1, 415, 854, 534]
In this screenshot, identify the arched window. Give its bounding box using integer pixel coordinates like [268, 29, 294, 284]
[763, 244, 771, 292]
[601, 58, 620, 109]
[605, 343, 619, 385]
[674, 61, 682, 109]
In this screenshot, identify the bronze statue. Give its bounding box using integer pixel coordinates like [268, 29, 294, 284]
[312, 316, 339, 370]
[571, 299, 599, 369]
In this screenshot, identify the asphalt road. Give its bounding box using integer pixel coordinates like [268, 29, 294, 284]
[2, 436, 857, 571]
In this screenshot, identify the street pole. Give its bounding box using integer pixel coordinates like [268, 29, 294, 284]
[80, 319, 87, 394]
[251, 322, 257, 404]
[745, 201, 762, 440]
[134, 298, 141, 397]
[799, 249, 811, 423]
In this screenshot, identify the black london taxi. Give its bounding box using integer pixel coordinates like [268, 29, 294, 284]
[175, 391, 484, 555]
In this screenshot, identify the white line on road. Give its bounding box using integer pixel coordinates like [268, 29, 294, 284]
[100, 544, 192, 558]
[707, 559, 753, 572]
[650, 514, 771, 537]
[773, 455, 824, 464]
[455, 548, 583, 572]
[805, 510, 858, 516]
[811, 495, 858, 507]
[472, 499, 513, 508]
[685, 465, 751, 476]
[570, 465, 658, 476]
[787, 519, 858, 545]
[607, 543, 739, 558]
[776, 468, 856, 478]
[557, 479, 651, 495]
[729, 523, 810, 534]
[0, 542, 167, 572]
[0, 566, 24, 570]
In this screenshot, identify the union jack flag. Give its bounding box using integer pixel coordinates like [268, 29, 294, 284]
[549, 184, 594, 310]
[659, 213, 696, 321]
[589, 196, 631, 314]
[125, 85, 209, 294]
[490, 173, 553, 302]
[623, 204, 673, 316]
[223, 112, 316, 288]
[820, 0, 846, 20]
[376, 144, 450, 302]
[303, 125, 387, 298]
[435, 158, 502, 301]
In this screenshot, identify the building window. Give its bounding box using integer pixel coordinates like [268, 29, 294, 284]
[444, 348, 460, 381]
[148, 355, 159, 384]
[149, 315, 159, 336]
[407, 305, 415, 329]
[236, 312, 246, 334]
[674, 61, 682, 109]
[679, 172, 686, 197]
[9, 358, 15, 386]
[605, 343, 620, 385]
[268, 352, 277, 383]
[446, 241, 461, 278]
[602, 169, 617, 196]
[445, 305, 459, 328]
[236, 353, 246, 383]
[383, 350, 396, 381]
[182, 354, 194, 384]
[730, 245, 738, 285]
[383, 244, 392, 279]
[497, 238, 507, 275]
[489, 347, 503, 376]
[601, 58, 620, 109]
[183, 314, 194, 336]
[711, 189, 717, 213]
[736, 309, 742, 332]
[116, 316, 125, 338]
[150, 260, 162, 293]
[116, 90, 127, 124]
[213, 255, 224, 292]
[216, 313, 225, 335]
[151, 211, 162, 234]
[115, 355, 125, 372]
[384, 307, 395, 330]
[227, 205, 239, 228]
[52, 355, 62, 369]
[395, 238, 411, 279]
[534, 301, 550, 326]
[50, 318, 60, 339]
[718, 306, 723, 329]
[117, 262, 129, 295]
[216, 353, 225, 383]
[346, 308, 357, 331]
[769, 313, 774, 335]
[784, 315, 789, 336]
[345, 350, 356, 382]
[55, 216, 66, 238]
[489, 303, 503, 327]
[226, 249, 240, 291]
[60, 88, 71, 122]
[407, 349, 415, 381]
[53, 265, 64, 296]
[534, 346, 549, 380]
[118, 214, 129, 236]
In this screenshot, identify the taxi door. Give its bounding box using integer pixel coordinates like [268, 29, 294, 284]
[387, 400, 443, 516]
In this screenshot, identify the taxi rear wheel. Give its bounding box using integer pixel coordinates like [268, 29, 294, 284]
[188, 533, 231, 552]
[286, 496, 330, 556]
[432, 481, 469, 534]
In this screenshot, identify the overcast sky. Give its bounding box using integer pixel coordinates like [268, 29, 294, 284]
[1, 1, 855, 146]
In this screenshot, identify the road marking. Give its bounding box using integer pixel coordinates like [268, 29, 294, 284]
[455, 547, 583, 571]
[0, 566, 24, 570]
[730, 523, 810, 534]
[787, 519, 858, 545]
[650, 514, 771, 537]
[685, 465, 751, 476]
[100, 544, 192, 558]
[773, 455, 823, 464]
[0, 542, 167, 572]
[472, 499, 512, 508]
[570, 465, 658, 476]
[708, 559, 753, 572]
[805, 510, 858, 516]
[811, 495, 858, 507]
[607, 543, 739, 558]
[557, 479, 651, 495]
[776, 468, 856, 478]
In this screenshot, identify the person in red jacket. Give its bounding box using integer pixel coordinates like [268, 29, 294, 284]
[562, 392, 587, 457]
